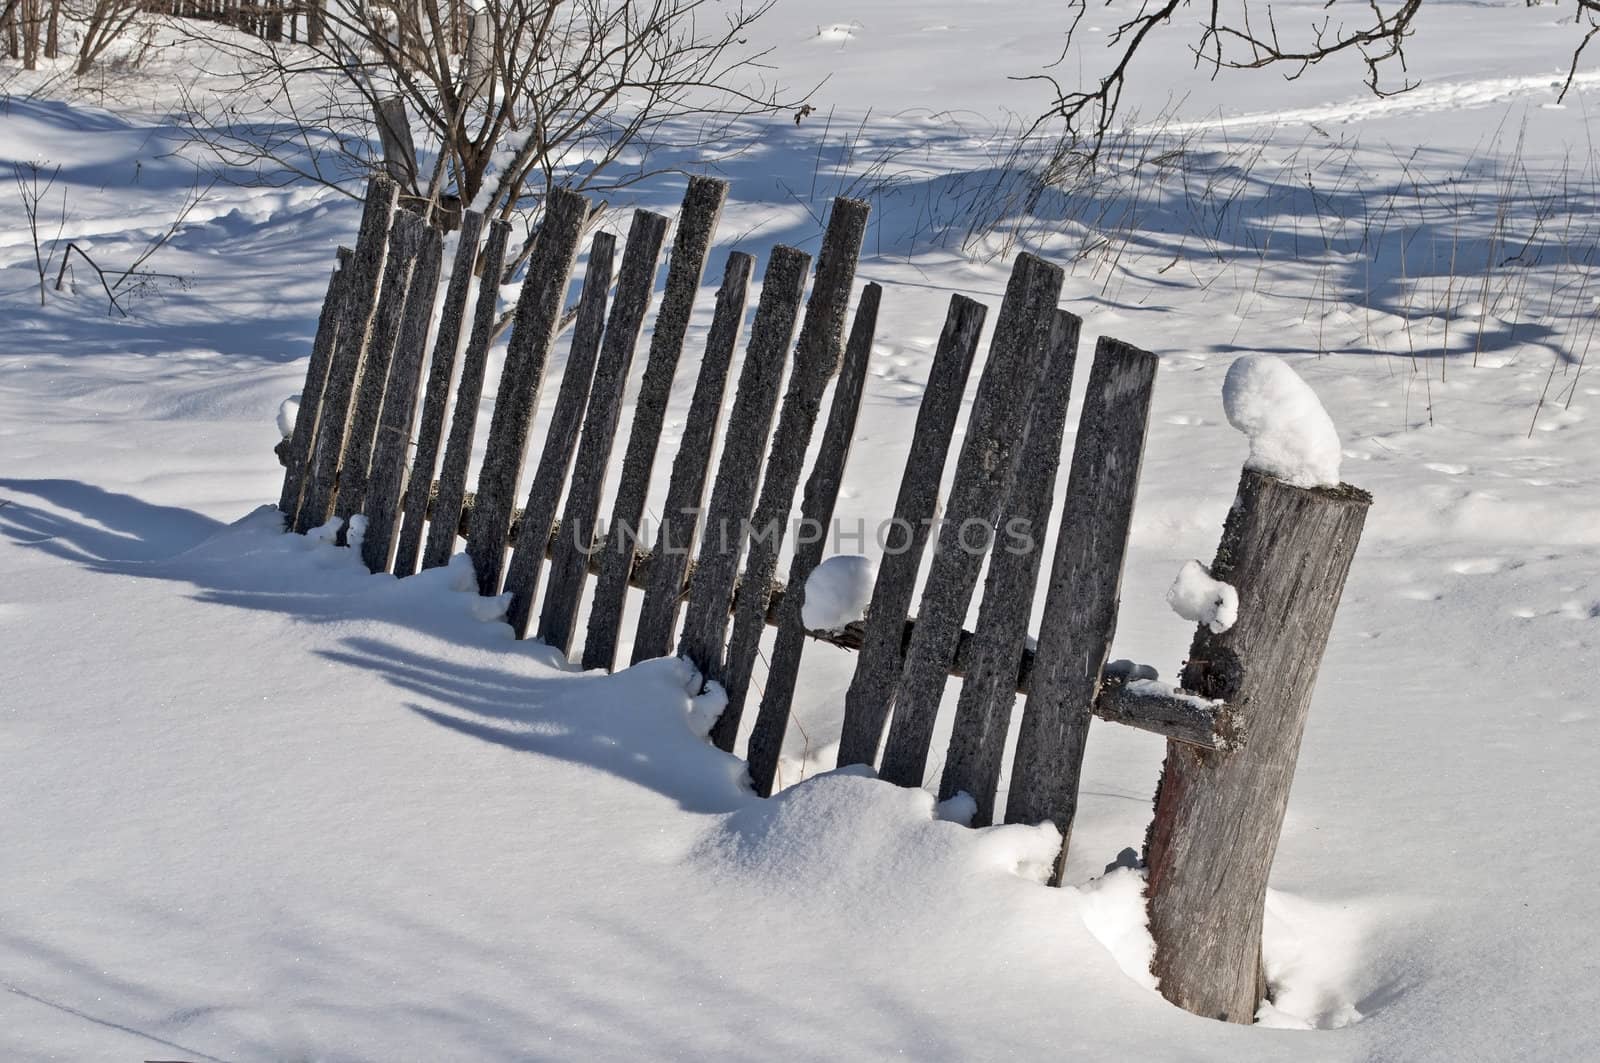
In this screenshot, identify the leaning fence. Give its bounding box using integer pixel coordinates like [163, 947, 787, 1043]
[274, 174, 1371, 1024]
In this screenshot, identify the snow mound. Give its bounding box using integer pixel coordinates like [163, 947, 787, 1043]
[1222, 355, 1342, 488]
[801, 554, 876, 630]
[1166, 559, 1238, 633]
[1074, 865, 1159, 991]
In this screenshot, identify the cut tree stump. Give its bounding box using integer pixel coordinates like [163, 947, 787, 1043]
[1144, 469, 1371, 1024]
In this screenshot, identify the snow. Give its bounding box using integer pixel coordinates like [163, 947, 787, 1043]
[1166, 559, 1239, 633]
[5, 4, 1600, 1059]
[800, 553, 876, 631]
[1222, 355, 1344, 488]
[276, 394, 298, 439]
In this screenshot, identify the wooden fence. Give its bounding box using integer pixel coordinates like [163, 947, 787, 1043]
[275, 174, 1371, 1024]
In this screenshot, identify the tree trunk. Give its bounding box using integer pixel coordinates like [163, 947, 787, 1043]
[1144, 469, 1371, 1023]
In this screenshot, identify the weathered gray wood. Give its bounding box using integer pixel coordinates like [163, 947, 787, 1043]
[1145, 470, 1371, 1024]
[582, 177, 728, 672]
[393, 209, 485, 577]
[501, 230, 617, 637]
[298, 176, 398, 532]
[746, 283, 881, 796]
[1002, 337, 1159, 881]
[631, 252, 755, 663]
[877, 253, 1063, 788]
[535, 209, 670, 653]
[277, 262, 346, 526]
[834, 294, 987, 769]
[422, 219, 511, 571]
[939, 309, 1081, 825]
[374, 95, 417, 187]
[710, 199, 870, 753]
[359, 224, 445, 573]
[333, 208, 427, 529]
[464, 187, 589, 596]
[676, 246, 811, 689]
[1093, 677, 1243, 750]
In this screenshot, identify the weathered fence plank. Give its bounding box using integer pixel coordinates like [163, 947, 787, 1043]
[534, 209, 670, 652]
[938, 309, 1081, 825]
[298, 176, 398, 532]
[393, 209, 485, 577]
[877, 253, 1064, 788]
[1145, 470, 1371, 1023]
[422, 218, 511, 571]
[500, 230, 617, 637]
[463, 187, 589, 596]
[582, 176, 729, 672]
[277, 261, 346, 525]
[745, 282, 881, 796]
[1002, 338, 1159, 881]
[676, 246, 812, 691]
[333, 208, 428, 529]
[360, 224, 445, 573]
[834, 294, 987, 768]
[709, 198, 870, 753]
[631, 251, 755, 663]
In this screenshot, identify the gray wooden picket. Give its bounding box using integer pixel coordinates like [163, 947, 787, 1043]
[421, 218, 511, 571]
[877, 252, 1064, 789]
[631, 251, 755, 664]
[535, 209, 670, 654]
[938, 308, 1081, 825]
[745, 282, 881, 796]
[583, 177, 728, 671]
[278, 262, 346, 524]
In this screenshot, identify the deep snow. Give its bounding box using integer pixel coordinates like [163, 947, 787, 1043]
[5, 1, 1600, 1059]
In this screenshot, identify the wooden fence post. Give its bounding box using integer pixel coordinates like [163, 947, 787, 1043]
[463, 187, 588, 596]
[745, 283, 881, 796]
[422, 219, 511, 570]
[361, 223, 445, 572]
[277, 261, 346, 524]
[333, 208, 427, 528]
[630, 251, 755, 664]
[535, 209, 670, 651]
[500, 230, 617, 636]
[877, 253, 1063, 788]
[582, 177, 728, 672]
[676, 246, 811, 690]
[298, 176, 398, 532]
[834, 294, 986, 768]
[709, 197, 869, 754]
[1004, 338, 1159, 882]
[938, 309, 1081, 825]
[1144, 470, 1371, 1024]
[393, 209, 485, 577]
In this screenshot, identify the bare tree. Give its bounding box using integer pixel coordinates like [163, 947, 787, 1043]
[177, 0, 789, 280]
[1025, 0, 1600, 161]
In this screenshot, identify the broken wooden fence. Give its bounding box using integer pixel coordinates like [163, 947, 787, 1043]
[275, 174, 1371, 1025]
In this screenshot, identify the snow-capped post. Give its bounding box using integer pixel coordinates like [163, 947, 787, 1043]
[1144, 469, 1371, 1024]
[298, 175, 398, 533]
[534, 208, 670, 652]
[333, 207, 428, 530]
[631, 251, 756, 664]
[499, 229, 617, 637]
[835, 294, 986, 769]
[360, 222, 445, 573]
[1005, 337, 1159, 881]
[677, 246, 811, 701]
[746, 282, 882, 796]
[393, 209, 485, 577]
[463, 186, 589, 597]
[583, 177, 729, 671]
[710, 197, 870, 754]
[422, 218, 511, 571]
[940, 308, 1082, 826]
[877, 252, 1064, 788]
[277, 259, 347, 525]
